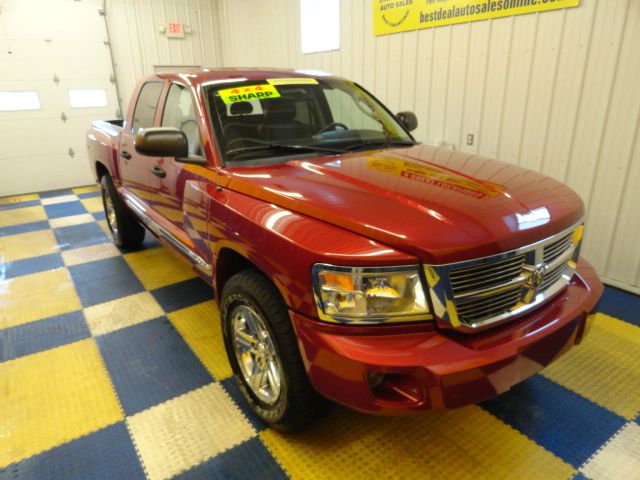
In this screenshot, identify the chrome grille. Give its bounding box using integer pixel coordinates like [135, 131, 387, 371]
[426, 221, 584, 332]
[543, 233, 573, 263]
[449, 254, 526, 294]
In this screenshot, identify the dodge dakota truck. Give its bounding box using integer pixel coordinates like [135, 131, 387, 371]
[87, 68, 603, 430]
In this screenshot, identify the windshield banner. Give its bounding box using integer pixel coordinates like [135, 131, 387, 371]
[373, 0, 580, 36]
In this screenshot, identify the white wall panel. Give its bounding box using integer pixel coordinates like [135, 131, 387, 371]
[105, 0, 222, 110]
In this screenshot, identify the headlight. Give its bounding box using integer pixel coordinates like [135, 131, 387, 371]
[312, 264, 431, 324]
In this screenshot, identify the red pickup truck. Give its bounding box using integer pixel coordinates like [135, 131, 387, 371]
[87, 68, 603, 430]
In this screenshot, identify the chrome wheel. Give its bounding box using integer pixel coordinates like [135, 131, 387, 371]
[102, 185, 118, 236]
[231, 304, 283, 405]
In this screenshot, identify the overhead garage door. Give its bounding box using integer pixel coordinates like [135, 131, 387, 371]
[0, 0, 119, 196]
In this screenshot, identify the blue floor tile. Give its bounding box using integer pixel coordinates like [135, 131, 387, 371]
[220, 377, 268, 432]
[0, 311, 89, 362]
[92, 210, 106, 221]
[571, 474, 591, 480]
[0, 221, 50, 237]
[69, 256, 144, 307]
[39, 188, 73, 199]
[53, 222, 109, 251]
[151, 277, 213, 313]
[175, 437, 287, 480]
[2, 253, 64, 279]
[78, 191, 100, 199]
[597, 285, 640, 327]
[96, 317, 213, 415]
[481, 375, 626, 468]
[0, 422, 145, 480]
[44, 201, 88, 219]
[0, 200, 41, 211]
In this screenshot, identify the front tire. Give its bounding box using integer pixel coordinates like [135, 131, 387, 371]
[221, 270, 326, 431]
[100, 174, 145, 248]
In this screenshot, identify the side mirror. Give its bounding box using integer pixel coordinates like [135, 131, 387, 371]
[396, 111, 418, 132]
[135, 127, 189, 158]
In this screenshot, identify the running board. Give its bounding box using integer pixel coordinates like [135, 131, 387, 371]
[124, 196, 212, 275]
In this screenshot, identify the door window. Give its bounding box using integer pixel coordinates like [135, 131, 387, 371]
[131, 82, 163, 134]
[161, 83, 202, 156]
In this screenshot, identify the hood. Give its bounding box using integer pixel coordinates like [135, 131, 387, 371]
[223, 145, 584, 264]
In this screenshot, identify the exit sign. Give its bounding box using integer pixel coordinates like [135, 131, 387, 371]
[166, 22, 184, 38]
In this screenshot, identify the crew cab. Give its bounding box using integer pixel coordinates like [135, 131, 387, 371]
[86, 68, 603, 430]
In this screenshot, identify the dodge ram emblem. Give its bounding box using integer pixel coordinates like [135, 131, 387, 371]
[528, 264, 548, 289]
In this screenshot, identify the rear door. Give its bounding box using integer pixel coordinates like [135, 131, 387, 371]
[118, 81, 164, 202]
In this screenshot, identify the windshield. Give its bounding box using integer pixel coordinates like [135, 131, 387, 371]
[204, 78, 415, 166]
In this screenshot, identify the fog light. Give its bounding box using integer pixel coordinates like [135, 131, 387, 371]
[366, 371, 385, 390]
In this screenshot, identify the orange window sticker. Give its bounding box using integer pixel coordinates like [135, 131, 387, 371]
[218, 84, 281, 104]
[266, 78, 319, 86]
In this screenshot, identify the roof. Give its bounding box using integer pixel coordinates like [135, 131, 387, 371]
[152, 67, 342, 86]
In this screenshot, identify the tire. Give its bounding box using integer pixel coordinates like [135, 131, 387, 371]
[221, 270, 327, 431]
[100, 174, 145, 248]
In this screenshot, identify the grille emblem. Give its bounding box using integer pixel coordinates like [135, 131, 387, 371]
[525, 263, 548, 290]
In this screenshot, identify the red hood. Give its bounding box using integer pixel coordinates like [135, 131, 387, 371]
[222, 145, 584, 264]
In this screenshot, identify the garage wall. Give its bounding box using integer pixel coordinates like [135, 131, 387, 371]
[105, 0, 222, 110]
[216, 0, 640, 293]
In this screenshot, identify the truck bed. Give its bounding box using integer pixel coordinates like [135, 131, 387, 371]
[92, 119, 124, 135]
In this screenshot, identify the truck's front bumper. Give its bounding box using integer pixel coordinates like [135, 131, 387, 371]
[291, 258, 603, 414]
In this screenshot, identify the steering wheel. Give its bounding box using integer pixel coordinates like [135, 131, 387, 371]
[318, 122, 349, 134]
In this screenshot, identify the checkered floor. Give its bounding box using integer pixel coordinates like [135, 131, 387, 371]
[1, 186, 639, 480]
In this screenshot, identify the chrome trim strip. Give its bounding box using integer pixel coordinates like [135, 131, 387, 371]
[124, 196, 212, 274]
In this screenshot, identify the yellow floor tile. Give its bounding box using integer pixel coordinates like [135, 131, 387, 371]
[48, 213, 95, 229]
[0, 205, 47, 228]
[84, 291, 164, 336]
[72, 185, 99, 194]
[97, 219, 112, 237]
[127, 383, 254, 480]
[0, 339, 123, 467]
[61, 242, 120, 266]
[0, 229, 59, 263]
[124, 247, 196, 290]
[80, 196, 104, 214]
[542, 313, 640, 419]
[0, 268, 81, 329]
[0, 193, 39, 205]
[261, 406, 575, 480]
[40, 194, 79, 206]
[582, 423, 640, 480]
[168, 301, 231, 380]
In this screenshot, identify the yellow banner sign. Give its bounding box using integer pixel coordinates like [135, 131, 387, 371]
[373, 0, 580, 36]
[218, 84, 281, 104]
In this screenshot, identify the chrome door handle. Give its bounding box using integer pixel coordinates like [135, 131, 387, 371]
[121, 150, 132, 160]
[151, 165, 166, 179]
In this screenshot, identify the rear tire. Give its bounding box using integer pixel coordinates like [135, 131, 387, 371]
[100, 174, 145, 248]
[221, 270, 327, 431]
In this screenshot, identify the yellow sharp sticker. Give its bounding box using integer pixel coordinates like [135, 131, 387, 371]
[267, 78, 319, 86]
[218, 84, 280, 104]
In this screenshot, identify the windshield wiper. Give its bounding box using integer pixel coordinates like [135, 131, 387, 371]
[344, 139, 417, 151]
[225, 143, 348, 157]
